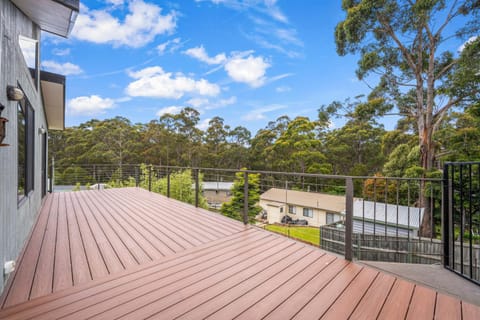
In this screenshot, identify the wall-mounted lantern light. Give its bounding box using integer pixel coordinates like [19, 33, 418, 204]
[7, 85, 24, 101]
[0, 104, 8, 147]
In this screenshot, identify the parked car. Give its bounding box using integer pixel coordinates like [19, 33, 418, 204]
[281, 215, 293, 224]
[294, 219, 308, 226]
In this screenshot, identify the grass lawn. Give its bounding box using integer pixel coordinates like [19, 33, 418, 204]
[264, 224, 320, 245]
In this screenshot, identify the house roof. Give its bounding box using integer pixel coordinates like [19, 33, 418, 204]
[260, 188, 346, 213]
[202, 182, 234, 191]
[354, 200, 424, 229]
[39, 70, 66, 130]
[11, 0, 79, 38]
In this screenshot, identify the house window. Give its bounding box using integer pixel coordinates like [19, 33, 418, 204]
[303, 207, 313, 218]
[326, 212, 335, 225]
[19, 35, 39, 89]
[18, 98, 34, 202]
[280, 207, 283, 213]
[288, 205, 296, 214]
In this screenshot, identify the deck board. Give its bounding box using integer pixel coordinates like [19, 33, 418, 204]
[65, 192, 91, 286]
[0, 187, 479, 319]
[377, 279, 415, 320]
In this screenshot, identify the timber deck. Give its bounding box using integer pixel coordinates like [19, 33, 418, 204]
[0, 188, 479, 319]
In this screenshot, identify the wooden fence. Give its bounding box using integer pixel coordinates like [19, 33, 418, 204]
[320, 226, 480, 282]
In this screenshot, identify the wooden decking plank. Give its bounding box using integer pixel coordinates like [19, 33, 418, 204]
[434, 293, 462, 320]
[0, 229, 259, 320]
[405, 285, 437, 320]
[77, 236, 291, 320]
[29, 194, 60, 300]
[99, 190, 181, 255]
[347, 272, 396, 320]
[102, 190, 194, 252]
[82, 191, 152, 264]
[462, 301, 480, 320]
[74, 192, 125, 274]
[90, 191, 165, 260]
[20, 231, 271, 320]
[320, 267, 379, 320]
[69, 192, 109, 280]
[64, 192, 92, 286]
[155, 245, 315, 319]
[52, 193, 73, 293]
[377, 278, 415, 320]
[290, 263, 364, 320]
[110, 190, 215, 246]
[78, 192, 138, 269]
[1, 196, 53, 308]
[254, 258, 350, 320]
[234, 253, 339, 320]
[184, 249, 326, 320]
[122, 188, 243, 237]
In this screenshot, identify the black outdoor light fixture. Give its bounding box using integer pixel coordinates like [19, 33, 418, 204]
[7, 85, 24, 101]
[0, 104, 8, 146]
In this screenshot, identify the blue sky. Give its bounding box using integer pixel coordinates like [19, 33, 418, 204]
[36, 0, 471, 134]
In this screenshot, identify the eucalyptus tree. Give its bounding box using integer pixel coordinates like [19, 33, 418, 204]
[335, 0, 480, 235]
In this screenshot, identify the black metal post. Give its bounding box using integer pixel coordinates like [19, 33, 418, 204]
[443, 164, 450, 268]
[135, 166, 139, 187]
[345, 177, 354, 261]
[49, 157, 54, 193]
[167, 168, 171, 198]
[195, 168, 199, 208]
[148, 166, 152, 192]
[243, 171, 249, 225]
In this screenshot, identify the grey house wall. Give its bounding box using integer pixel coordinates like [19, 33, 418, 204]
[0, 1, 49, 294]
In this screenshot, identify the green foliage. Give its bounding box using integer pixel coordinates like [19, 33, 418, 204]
[221, 170, 262, 222]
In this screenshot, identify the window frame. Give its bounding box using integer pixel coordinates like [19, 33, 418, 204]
[303, 207, 313, 218]
[288, 205, 296, 214]
[17, 94, 35, 203]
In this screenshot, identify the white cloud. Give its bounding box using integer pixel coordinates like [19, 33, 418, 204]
[126, 66, 221, 99]
[157, 37, 182, 55]
[42, 60, 83, 75]
[106, 0, 125, 5]
[242, 104, 286, 121]
[225, 54, 270, 87]
[197, 118, 212, 131]
[276, 85, 291, 93]
[186, 96, 237, 110]
[186, 98, 210, 108]
[72, 0, 177, 48]
[184, 46, 227, 65]
[52, 48, 71, 56]
[156, 106, 183, 117]
[68, 95, 115, 115]
[195, 0, 287, 23]
[459, 36, 478, 52]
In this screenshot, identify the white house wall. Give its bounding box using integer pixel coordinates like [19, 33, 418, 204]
[261, 200, 328, 227]
[0, 0, 48, 294]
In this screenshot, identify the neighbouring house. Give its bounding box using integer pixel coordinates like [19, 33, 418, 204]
[260, 188, 424, 236]
[0, 0, 78, 294]
[260, 188, 346, 227]
[202, 181, 233, 209]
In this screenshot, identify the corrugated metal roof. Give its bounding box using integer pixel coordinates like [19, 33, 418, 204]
[353, 200, 424, 229]
[202, 182, 234, 191]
